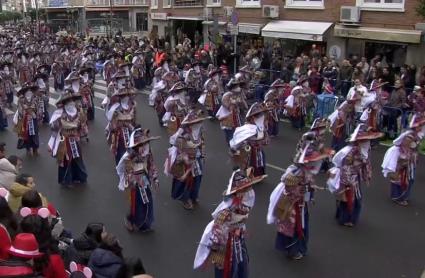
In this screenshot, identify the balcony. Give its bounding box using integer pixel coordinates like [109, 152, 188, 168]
[47, 0, 84, 7]
[85, 0, 147, 6]
[173, 0, 203, 7]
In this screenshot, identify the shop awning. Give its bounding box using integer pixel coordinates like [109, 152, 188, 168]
[167, 16, 203, 21]
[202, 21, 227, 25]
[239, 23, 263, 35]
[334, 25, 422, 44]
[261, 20, 333, 41]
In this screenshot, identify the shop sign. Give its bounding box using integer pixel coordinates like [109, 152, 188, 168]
[334, 25, 421, 44]
[151, 13, 167, 20]
[238, 24, 261, 35]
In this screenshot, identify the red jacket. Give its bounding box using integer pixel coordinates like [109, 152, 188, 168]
[43, 254, 67, 278]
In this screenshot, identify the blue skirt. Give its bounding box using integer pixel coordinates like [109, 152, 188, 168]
[128, 186, 154, 231]
[275, 207, 309, 257]
[214, 239, 249, 278]
[171, 175, 202, 202]
[58, 157, 88, 185]
[0, 109, 7, 131]
[391, 181, 414, 202]
[335, 197, 362, 225]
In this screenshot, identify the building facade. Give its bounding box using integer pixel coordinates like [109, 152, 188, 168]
[148, 0, 425, 67]
[46, 0, 150, 35]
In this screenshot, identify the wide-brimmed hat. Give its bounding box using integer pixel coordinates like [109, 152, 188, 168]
[246, 102, 267, 119]
[270, 79, 285, 88]
[348, 124, 384, 142]
[56, 89, 81, 106]
[36, 64, 51, 74]
[264, 90, 278, 103]
[226, 78, 241, 90]
[409, 113, 425, 129]
[208, 68, 222, 78]
[33, 72, 49, 82]
[65, 72, 80, 83]
[370, 81, 389, 92]
[112, 71, 128, 81]
[297, 75, 309, 86]
[17, 83, 38, 96]
[128, 128, 160, 148]
[181, 110, 210, 126]
[169, 81, 187, 94]
[8, 233, 43, 259]
[294, 142, 333, 164]
[224, 167, 266, 196]
[310, 118, 328, 131]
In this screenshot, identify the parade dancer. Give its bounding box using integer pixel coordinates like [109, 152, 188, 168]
[79, 67, 95, 121]
[116, 128, 160, 232]
[33, 65, 50, 124]
[16, 52, 32, 86]
[194, 168, 266, 277]
[13, 83, 40, 156]
[285, 76, 309, 130]
[152, 79, 167, 125]
[216, 78, 248, 144]
[382, 114, 425, 206]
[263, 79, 286, 137]
[131, 50, 146, 90]
[106, 72, 137, 165]
[52, 57, 65, 91]
[148, 63, 167, 106]
[200, 68, 223, 117]
[328, 99, 356, 152]
[48, 89, 88, 187]
[0, 61, 16, 109]
[65, 71, 89, 140]
[267, 143, 332, 260]
[163, 82, 189, 135]
[165, 110, 208, 210]
[185, 61, 203, 106]
[103, 53, 117, 85]
[328, 124, 383, 227]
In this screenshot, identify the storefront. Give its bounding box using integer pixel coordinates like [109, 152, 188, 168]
[334, 25, 423, 68]
[168, 16, 204, 47]
[150, 12, 168, 39]
[47, 8, 83, 32]
[86, 9, 130, 34]
[261, 20, 333, 58]
[238, 23, 264, 48]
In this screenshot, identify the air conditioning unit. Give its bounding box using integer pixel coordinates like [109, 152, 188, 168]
[262, 5, 279, 18]
[340, 6, 360, 23]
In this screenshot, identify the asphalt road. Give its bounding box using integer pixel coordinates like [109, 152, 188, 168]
[1, 80, 424, 278]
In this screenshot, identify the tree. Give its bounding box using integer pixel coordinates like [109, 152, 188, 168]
[27, 8, 47, 21]
[417, 0, 425, 19]
[0, 11, 22, 23]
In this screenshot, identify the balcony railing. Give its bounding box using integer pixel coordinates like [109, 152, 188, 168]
[85, 0, 147, 6]
[173, 0, 203, 6]
[48, 0, 84, 7]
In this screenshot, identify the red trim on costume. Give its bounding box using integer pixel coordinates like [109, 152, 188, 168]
[345, 188, 354, 213]
[223, 235, 232, 278]
[295, 202, 304, 239]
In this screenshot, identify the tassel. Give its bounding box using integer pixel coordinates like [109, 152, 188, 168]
[223, 235, 233, 278]
[345, 188, 354, 214]
[295, 202, 304, 239]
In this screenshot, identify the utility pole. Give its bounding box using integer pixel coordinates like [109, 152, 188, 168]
[109, 0, 113, 37]
[35, 0, 39, 33]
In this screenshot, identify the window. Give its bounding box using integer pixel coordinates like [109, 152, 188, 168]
[136, 13, 148, 31]
[356, 0, 404, 11]
[151, 0, 158, 9]
[207, 0, 220, 7]
[285, 0, 324, 9]
[236, 0, 260, 8]
[163, 0, 171, 7]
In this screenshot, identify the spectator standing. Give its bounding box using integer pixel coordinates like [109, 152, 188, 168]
[339, 60, 353, 97]
[383, 79, 406, 139]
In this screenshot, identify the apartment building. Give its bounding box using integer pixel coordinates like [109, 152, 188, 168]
[149, 0, 425, 67]
[46, 0, 150, 35]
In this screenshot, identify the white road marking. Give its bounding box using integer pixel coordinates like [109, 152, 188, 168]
[265, 163, 285, 172]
